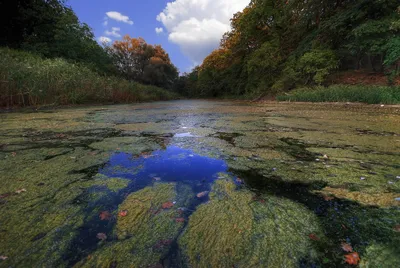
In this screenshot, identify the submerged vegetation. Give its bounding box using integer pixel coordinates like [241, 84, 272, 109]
[0, 100, 399, 266]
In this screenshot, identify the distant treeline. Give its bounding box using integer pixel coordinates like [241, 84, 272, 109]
[175, 0, 400, 98]
[0, 0, 179, 107]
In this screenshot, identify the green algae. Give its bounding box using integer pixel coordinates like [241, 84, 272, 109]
[90, 136, 161, 154]
[75, 183, 191, 268]
[1, 101, 400, 266]
[179, 179, 322, 267]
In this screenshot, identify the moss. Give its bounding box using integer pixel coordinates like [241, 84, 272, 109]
[179, 179, 321, 267]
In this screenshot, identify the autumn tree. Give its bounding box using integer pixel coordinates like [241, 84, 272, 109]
[109, 35, 178, 88]
[184, 0, 400, 97]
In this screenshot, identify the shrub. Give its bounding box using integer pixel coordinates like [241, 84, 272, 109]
[0, 48, 178, 107]
[277, 85, 400, 104]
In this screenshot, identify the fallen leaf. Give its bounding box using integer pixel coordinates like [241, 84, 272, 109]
[0, 256, 7, 260]
[196, 191, 209, 198]
[55, 133, 66, 138]
[322, 194, 334, 201]
[308, 233, 320, 241]
[344, 252, 360, 265]
[96, 233, 107, 241]
[15, 189, 27, 194]
[162, 201, 174, 209]
[119, 210, 128, 217]
[99, 211, 112, 221]
[0, 193, 13, 199]
[175, 218, 185, 223]
[341, 242, 353, 252]
[11, 152, 16, 157]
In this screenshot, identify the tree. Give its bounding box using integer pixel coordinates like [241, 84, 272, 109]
[0, 0, 113, 73]
[109, 35, 178, 88]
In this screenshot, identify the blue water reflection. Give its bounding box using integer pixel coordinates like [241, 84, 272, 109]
[100, 146, 228, 190]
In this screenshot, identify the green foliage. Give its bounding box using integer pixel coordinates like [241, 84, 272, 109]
[0, 48, 178, 107]
[1, 0, 113, 74]
[298, 49, 339, 85]
[246, 41, 282, 93]
[277, 85, 400, 104]
[183, 0, 400, 98]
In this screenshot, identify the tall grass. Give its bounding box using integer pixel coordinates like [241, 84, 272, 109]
[277, 85, 400, 104]
[0, 48, 179, 108]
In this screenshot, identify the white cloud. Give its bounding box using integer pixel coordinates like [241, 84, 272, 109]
[106, 11, 134, 25]
[157, 0, 250, 64]
[155, 27, 164, 34]
[103, 19, 108, 27]
[105, 27, 121, 38]
[98, 36, 112, 44]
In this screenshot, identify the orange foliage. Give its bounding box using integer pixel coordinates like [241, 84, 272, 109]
[200, 48, 232, 71]
[344, 252, 360, 265]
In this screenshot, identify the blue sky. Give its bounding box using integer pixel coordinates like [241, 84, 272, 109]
[67, 0, 250, 72]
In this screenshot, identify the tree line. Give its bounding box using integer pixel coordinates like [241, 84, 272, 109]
[0, 0, 178, 90]
[175, 0, 400, 97]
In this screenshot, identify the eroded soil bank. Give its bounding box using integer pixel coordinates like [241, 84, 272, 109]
[0, 100, 399, 267]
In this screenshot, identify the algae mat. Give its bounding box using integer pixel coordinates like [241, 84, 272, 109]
[0, 100, 399, 267]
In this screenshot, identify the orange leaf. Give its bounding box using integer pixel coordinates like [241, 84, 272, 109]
[119, 210, 128, 217]
[162, 201, 174, 209]
[344, 252, 360, 265]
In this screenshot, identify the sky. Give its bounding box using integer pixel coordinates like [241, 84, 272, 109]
[67, 0, 250, 73]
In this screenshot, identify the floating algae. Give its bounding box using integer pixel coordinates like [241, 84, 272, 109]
[1, 101, 400, 267]
[75, 183, 190, 267]
[179, 179, 322, 267]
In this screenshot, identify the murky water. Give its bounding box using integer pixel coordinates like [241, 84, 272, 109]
[0, 100, 399, 267]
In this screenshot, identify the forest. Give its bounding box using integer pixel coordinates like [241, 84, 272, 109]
[1, 0, 400, 106]
[176, 0, 400, 102]
[0, 0, 179, 107]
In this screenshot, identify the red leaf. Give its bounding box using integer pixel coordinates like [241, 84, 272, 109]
[162, 201, 174, 209]
[394, 224, 400, 232]
[308, 233, 320, 241]
[99, 211, 112, 221]
[119, 210, 128, 217]
[175, 218, 185, 223]
[344, 252, 360, 265]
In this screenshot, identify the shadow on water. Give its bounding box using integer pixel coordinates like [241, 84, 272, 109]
[233, 169, 400, 267]
[65, 146, 228, 266]
[64, 145, 400, 267]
